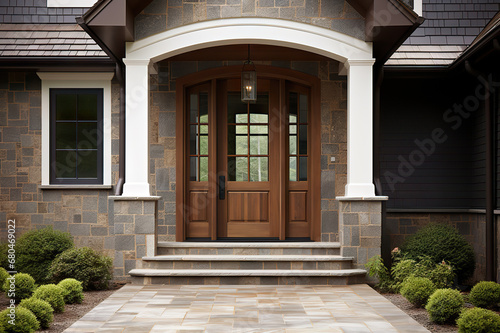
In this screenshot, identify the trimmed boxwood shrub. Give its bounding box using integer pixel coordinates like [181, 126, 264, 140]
[469, 281, 500, 309]
[402, 224, 475, 283]
[15, 227, 73, 284]
[0, 268, 9, 292]
[426, 288, 464, 324]
[0, 243, 8, 270]
[0, 306, 39, 333]
[2, 273, 36, 301]
[58, 278, 84, 304]
[32, 284, 65, 313]
[19, 298, 54, 329]
[400, 276, 436, 307]
[48, 247, 112, 290]
[457, 307, 500, 333]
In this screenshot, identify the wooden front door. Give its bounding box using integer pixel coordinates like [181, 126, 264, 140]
[177, 66, 321, 241]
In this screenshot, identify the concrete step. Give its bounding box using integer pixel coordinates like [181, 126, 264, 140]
[140, 255, 354, 270]
[129, 268, 367, 285]
[157, 242, 341, 255]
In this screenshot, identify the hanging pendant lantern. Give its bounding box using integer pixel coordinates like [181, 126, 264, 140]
[241, 46, 257, 103]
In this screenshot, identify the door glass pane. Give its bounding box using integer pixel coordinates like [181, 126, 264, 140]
[227, 92, 248, 123]
[200, 125, 208, 134]
[56, 123, 76, 149]
[289, 92, 297, 123]
[199, 93, 208, 123]
[299, 94, 308, 123]
[56, 94, 76, 120]
[250, 157, 268, 182]
[55, 150, 76, 178]
[78, 150, 98, 178]
[189, 94, 198, 123]
[289, 134, 297, 155]
[200, 135, 208, 155]
[200, 157, 208, 181]
[228, 125, 248, 155]
[299, 125, 307, 155]
[190, 125, 198, 155]
[77, 122, 98, 149]
[299, 156, 308, 181]
[250, 135, 268, 155]
[289, 156, 297, 181]
[249, 94, 269, 123]
[190, 157, 198, 181]
[77, 94, 98, 120]
[250, 125, 268, 134]
[228, 156, 248, 181]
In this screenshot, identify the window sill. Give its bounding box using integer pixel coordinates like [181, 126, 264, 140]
[39, 185, 113, 190]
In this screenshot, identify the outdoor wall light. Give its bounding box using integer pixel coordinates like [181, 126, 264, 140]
[241, 45, 257, 103]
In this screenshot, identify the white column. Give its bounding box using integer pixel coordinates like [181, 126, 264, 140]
[344, 59, 376, 198]
[122, 59, 151, 197]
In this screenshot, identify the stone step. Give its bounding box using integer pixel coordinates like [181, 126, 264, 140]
[128, 268, 367, 285]
[140, 255, 354, 270]
[157, 242, 341, 255]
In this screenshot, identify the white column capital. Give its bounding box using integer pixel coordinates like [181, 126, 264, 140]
[123, 58, 151, 67]
[344, 58, 376, 69]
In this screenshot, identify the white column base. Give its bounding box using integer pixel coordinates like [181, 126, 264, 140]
[345, 183, 376, 198]
[122, 182, 152, 197]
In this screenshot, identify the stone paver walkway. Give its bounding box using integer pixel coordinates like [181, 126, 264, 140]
[65, 284, 430, 333]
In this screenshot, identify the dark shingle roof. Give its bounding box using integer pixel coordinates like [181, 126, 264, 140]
[0, 23, 106, 57]
[387, 0, 500, 66]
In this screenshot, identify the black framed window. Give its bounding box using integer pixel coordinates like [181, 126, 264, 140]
[50, 88, 103, 184]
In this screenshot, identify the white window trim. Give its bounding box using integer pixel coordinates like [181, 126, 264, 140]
[47, 0, 98, 7]
[38, 72, 114, 187]
[413, 0, 423, 16]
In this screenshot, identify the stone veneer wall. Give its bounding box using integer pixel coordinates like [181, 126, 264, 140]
[148, 60, 347, 242]
[135, 0, 364, 41]
[0, 72, 119, 258]
[386, 212, 487, 283]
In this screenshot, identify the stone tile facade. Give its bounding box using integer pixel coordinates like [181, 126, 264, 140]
[135, 0, 365, 40]
[386, 212, 487, 283]
[0, 71, 119, 257]
[148, 59, 347, 242]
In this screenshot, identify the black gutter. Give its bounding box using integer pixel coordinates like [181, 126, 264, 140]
[465, 60, 495, 282]
[77, 17, 126, 196]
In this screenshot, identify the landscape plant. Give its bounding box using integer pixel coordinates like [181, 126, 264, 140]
[457, 307, 500, 333]
[2, 273, 36, 301]
[400, 276, 436, 307]
[0, 306, 39, 333]
[0, 268, 9, 291]
[19, 297, 54, 329]
[365, 255, 392, 292]
[32, 284, 66, 313]
[58, 278, 84, 304]
[468, 281, 500, 309]
[425, 288, 464, 324]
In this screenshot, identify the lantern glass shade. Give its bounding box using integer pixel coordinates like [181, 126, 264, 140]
[241, 70, 257, 103]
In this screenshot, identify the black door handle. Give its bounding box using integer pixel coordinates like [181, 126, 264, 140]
[219, 176, 225, 200]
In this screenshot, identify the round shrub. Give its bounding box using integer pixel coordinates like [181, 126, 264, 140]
[0, 268, 9, 291]
[400, 276, 436, 307]
[32, 284, 65, 313]
[457, 307, 500, 333]
[58, 278, 84, 304]
[426, 288, 465, 324]
[402, 224, 475, 283]
[19, 298, 53, 329]
[48, 247, 112, 290]
[16, 227, 73, 284]
[469, 281, 500, 309]
[0, 306, 39, 333]
[2, 273, 36, 301]
[391, 259, 416, 293]
[0, 243, 8, 270]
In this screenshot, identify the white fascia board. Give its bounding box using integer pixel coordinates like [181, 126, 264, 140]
[47, 0, 97, 7]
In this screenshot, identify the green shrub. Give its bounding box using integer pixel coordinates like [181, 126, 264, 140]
[426, 288, 465, 324]
[32, 284, 65, 313]
[469, 281, 500, 309]
[400, 276, 436, 307]
[19, 298, 53, 329]
[48, 247, 112, 290]
[0, 243, 8, 270]
[457, 307, 500, 333]
[413, 256, 456, 289]
[365, 255, 393, 292]
[402, 224, 475, 283]
[0, 306, 39, 333]
[391, 259, 416, 293]
[0, 268, 9, 292]
[2, 273, 36, 301]
[16, 227, 73, 284]
[58, 278, 84, 304]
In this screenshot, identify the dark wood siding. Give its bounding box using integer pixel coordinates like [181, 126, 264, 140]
[380, 74, 486, 210]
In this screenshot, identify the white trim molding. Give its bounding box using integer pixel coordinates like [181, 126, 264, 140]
[38, 72, 114, 186]
[413, 0, 423, 17]
[47, 0, 98, 7]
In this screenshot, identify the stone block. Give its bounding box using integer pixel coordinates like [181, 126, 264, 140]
[331, 19, 364, 40]
[82, 211, 98, 224]
[53, 220, 68, 232]
[91, 226, 108, 236]
[342, 213, 358, 226]
[321, 170, 335, 199]
[242, 0, 255, 13]
[114, 214, 133, 223]
[304, 0, 318, 17]
[135, 14, 166, 40]
[167, 7, 183, 29]
[98, 191, 108, 214]
[124, 259, 137, 274]
[350, 202, 371, 213]
[42, 190, 62, 202]
[321, 210, 338, 233]
[144, 202, 156, 214]
[351, 226, 360, 246]
[104, 236, 114, 250]
[320, 0, 343, 18]
[135, 234, 146, 245]
[256, 7, 279, 17]
[370, 213, 382, 225]
[17, 202, 37, 213]
[114, 223, 124, 234]
[135, 215, 156, 234]
[360, 237, 380, 248]
[126, 201, 143, 214]
[159, 112, 176, 137]
[29, 107, 41, 131]
[275, 0, 289, 7]
[221, 5, 241, 18]
[144, 0, 167, 14]
[206, 5, 221, 19]
[113, 250, 123, 267]
[115, 235, 135, 251]
[69, 224, 90, 236]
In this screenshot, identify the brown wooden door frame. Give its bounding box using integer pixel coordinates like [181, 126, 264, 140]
[175, 65, 321, 242]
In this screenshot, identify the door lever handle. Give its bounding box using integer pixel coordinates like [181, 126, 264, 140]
[219, 176, 225, 200]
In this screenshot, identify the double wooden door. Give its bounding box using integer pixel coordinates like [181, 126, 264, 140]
[181, 75, 318, 240]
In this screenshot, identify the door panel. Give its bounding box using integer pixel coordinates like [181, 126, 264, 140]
[227, 192, 269, 221]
